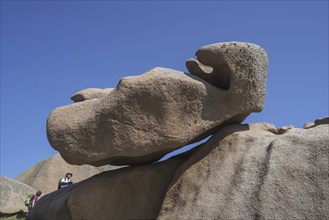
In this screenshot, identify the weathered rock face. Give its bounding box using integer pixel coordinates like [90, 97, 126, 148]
[16, 154, 116, 195]
[28, 158, 185, 220]
[186, 42, 268, 110]
[158, 123, 329, 220]
[28, 122, 329, 220]
[0, 176, 36, 215]
[47, 42, 268, 166]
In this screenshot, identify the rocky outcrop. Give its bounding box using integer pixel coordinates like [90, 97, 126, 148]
[29, 158, 185, 220]
[28, 122, 329, 220]
[16, 154, 116, 195]
[0, 176, 36, 215]
[33, 41, 328, 220]
[47, 42, 268, 166]
[158, 123, 329, 220]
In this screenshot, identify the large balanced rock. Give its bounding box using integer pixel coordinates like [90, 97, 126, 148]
[0, 176, 36, 215]
[47, 42, 268, 166]
[16, 154, 116, 195]
[28, 158, 185, 220]
[158, 123, 329, 219]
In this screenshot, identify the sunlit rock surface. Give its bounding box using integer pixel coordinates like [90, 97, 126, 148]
[0, 176, 36, 215]
[28, 158, 184, 220]
[158, 123, 329, 220]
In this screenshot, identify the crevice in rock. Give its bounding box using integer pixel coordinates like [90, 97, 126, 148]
[253, 140, 274, 219]
[158, 114, 251, 165]
[158, 136, 211, 162]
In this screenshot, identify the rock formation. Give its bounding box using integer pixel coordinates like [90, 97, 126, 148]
[158, 122, 329, 220]
[28, 158, 185, 220]
[29, 121, 329, 219]
[16, 153, 117, 195]
[27, 42, 329, 220]
[47, 42, 268, 166]
[0, 176, 36, 215]
[304, 116, 329, 129]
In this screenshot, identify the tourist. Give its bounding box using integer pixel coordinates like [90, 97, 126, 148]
[58, 173, 73, 189]
[28, 191, 42, 212]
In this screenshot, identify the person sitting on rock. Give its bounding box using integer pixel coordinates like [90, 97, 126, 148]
[58, 173, 73, 189]
[28, 191, 42, 212]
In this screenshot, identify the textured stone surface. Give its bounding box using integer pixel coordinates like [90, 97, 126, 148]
[303, 122, 315, 129]
[27, 122, 329, 220]
[158, 123, 329, 220]
[186, 42, 268, 106]
[28, 158, 185, 220]
[47, 42, 268, 166]
[71, 88, 113, 102]
[0, 176, 36, 215]
[16, 154, 116, 195]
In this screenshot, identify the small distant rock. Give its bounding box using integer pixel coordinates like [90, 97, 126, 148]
[304, 122, 315, 129]
[16, 154, 118, 195]
[71, 88, 113, 102]
[250, 123, 293, 135]
[315, 116, 329, 126]
[304, 116, 329, 129]
[0, 176, 36, 215]
[276, 125, 294, 134]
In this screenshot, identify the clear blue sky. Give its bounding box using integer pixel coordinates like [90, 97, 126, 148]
[1, 1, 328, 179]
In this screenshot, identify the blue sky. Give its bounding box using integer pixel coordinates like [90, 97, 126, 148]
[1, 1, 328, 179]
